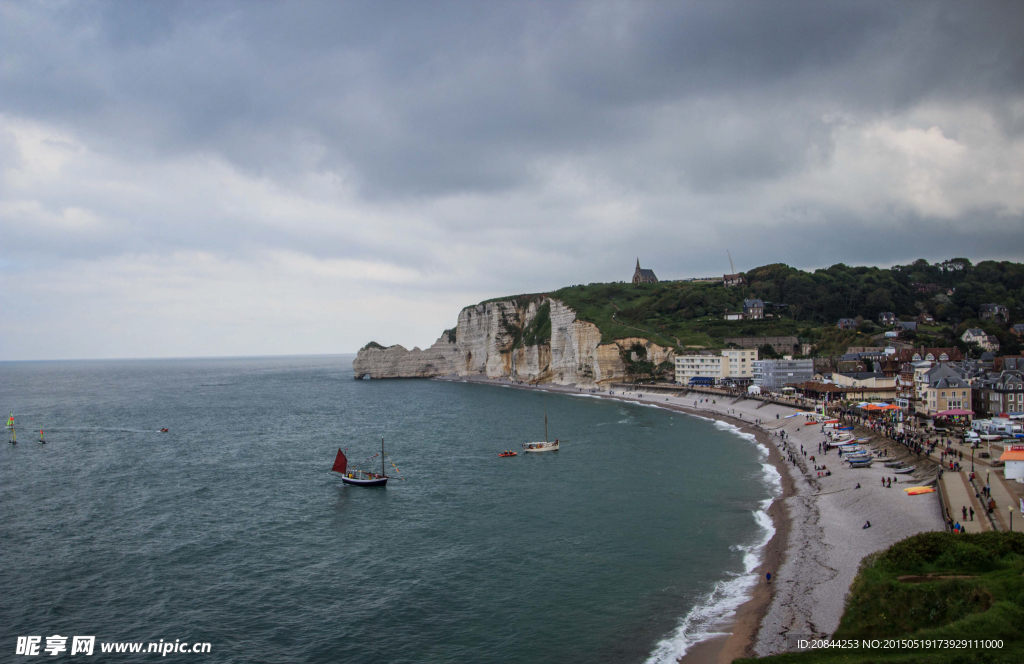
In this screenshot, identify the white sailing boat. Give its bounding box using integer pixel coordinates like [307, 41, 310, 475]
[523, 406, 559, 453]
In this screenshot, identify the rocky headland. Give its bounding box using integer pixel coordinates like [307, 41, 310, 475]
[353, 296, 674, 386]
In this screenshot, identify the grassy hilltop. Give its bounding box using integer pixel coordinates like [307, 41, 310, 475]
[738, 531, 1024, 664]
[484, 258, 1024, 356]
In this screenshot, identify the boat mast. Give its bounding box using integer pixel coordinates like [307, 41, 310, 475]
[382, 437, 386, 477]
[544, 405, 548, 444]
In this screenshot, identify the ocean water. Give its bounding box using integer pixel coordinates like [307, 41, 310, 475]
[0, 356, 777, 663]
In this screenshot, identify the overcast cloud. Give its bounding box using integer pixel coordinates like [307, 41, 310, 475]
[2, 0, 1023, 360]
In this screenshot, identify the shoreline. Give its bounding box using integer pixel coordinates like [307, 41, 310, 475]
[435, 375, 943, 662]
[437, 375, 797, 662]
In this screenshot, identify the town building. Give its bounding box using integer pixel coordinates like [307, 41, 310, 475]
[878, 311, 896, 325]
[837, 318, 858, 330]
[892, 348, 966, 413]
[1012, 324, 1024, 337]
[632, 259, 658, 284]
[675, 349, 759, 385]
[751, 358, 814, 391]
[919, 364, 973, 418]
[999, 444, 1024, 482]
[972, 370, 1024, 417]
[917, 312, 935, 324]
[980, 303, 1009, 322]
[831, 372, 898, 401]
[724, 336, 800, 356]
[723, 274, 746, 287]
[743, 299, 764, 320]
[961, 328, 1000, 352]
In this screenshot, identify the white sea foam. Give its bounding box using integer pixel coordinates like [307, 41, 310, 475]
[644, 418, 782, 664]
[567, 393, 605, 400]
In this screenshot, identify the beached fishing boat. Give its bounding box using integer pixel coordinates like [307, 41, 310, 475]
[523, 407, 559, 453]
[884, 460, 904, 468]
[331, 438, 390, 487]
[847, 458, 873, 468]
[893, 466, 915, 474]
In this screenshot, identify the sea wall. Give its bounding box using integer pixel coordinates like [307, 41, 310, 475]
[353, 298, 674, 387]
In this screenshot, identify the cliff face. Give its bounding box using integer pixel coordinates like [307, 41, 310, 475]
[353, 298, 674, 387]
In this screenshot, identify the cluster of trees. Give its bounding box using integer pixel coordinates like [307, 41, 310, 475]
[603, 258, 1023, 325]
[745, 258, 1023, 325]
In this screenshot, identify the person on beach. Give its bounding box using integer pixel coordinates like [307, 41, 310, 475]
[766, 572, 771, 584]
[969, 507, 974, 521]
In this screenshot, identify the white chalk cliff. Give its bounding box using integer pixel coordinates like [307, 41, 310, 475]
[353, 298, 674, 387]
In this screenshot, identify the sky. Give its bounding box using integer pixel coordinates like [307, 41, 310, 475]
[2, 1, 1023, 360]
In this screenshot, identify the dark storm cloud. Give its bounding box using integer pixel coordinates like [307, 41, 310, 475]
[4, 0, 1022, 200]
[3, 0, 1024, 360]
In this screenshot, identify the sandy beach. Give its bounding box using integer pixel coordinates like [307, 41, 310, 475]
[438, 375, 945, 662]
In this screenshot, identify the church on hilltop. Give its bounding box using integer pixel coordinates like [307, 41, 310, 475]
[632, 259, 658, 284]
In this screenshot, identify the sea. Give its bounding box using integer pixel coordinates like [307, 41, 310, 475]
[0, 355, 779, 663]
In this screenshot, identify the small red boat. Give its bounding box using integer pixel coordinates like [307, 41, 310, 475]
[498, 451, 517, 457]
[159, 428, 169, 433]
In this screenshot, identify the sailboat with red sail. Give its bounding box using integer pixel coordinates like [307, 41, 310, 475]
[332, 438, 389, 487]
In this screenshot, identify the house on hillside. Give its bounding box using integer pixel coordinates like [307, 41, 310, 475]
[837, 318, 858, 330]
[962, 328, 1000, 353]
[1011, 324, 1024, 337]
[632, 259, 658, 284]
[980, 303, 1009, 322]
[743, 299, 764, 320]
[723, 273, 746, 287]
[917, 312, 935, 324]
[895, 321, 917, 334]
[879, 311, 896, 325]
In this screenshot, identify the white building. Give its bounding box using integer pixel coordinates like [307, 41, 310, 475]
[962, 328, 1000, 353]
[1000, 444, 1024, 482]
[751, 359, 814, 391]
[675, 349, 758, 385]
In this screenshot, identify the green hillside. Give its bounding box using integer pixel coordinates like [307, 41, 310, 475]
[737, 531, 1024, 664]
[484, 258, 1024, 356]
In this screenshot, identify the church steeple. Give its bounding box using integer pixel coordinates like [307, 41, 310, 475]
[632, 258, 658, 284]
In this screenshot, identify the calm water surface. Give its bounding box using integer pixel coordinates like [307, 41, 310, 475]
[0, 356, 774, 663]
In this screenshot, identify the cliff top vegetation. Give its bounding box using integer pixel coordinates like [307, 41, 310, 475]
[479, 258, 1024, 355]
[738, 530, 1024, 664]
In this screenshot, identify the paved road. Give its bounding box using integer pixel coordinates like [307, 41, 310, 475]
[985, 469, 1021, 531]
[939, 471, 989, 532]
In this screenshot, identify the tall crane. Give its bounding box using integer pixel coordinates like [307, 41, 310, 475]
[727, 250, 737, 275]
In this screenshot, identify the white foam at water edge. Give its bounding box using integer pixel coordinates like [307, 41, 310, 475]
[644, 422, 782, 664]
